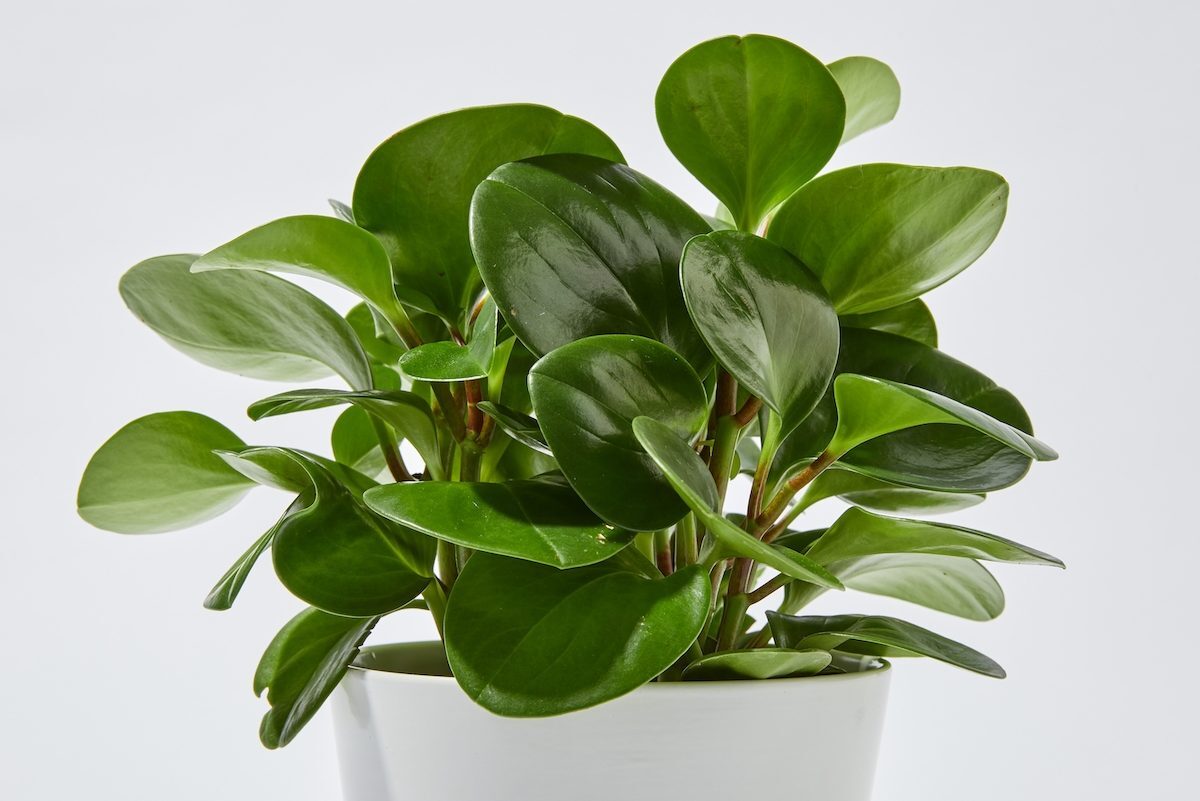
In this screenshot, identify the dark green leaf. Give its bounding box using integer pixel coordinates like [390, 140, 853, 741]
[353, 104, 623, 322]
[682, 648, 831, 681]
[472, 155, 710, 368]
[364, 477, 633, 568]
[529, 335, 709, 531]
[768, 612, 1005, 677]
[330, 407, 387, 478]
[120, 255, 372, 388]
[769, 164, 1008, 314]
[255, 607, 376, 748]
[345, 303, 406, 368]
[476, 401, 551, 455]
[840, 299, 936, 347]
[681, 231, 839, 434]
[656, 34, 845, 231]
[78, 411, 253, 534]
[396, 296, 497, 381]
[827, 56, 901, 143]
[444, 554, 709, 716]
[204, 494, 308, 611]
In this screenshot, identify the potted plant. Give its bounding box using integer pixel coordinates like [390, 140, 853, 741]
[77, 33, 1060, 801]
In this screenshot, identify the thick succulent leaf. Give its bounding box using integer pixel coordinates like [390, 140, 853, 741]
[248, 388, 439, 477]
[529, 335, 709, 531]
[204, 494, 309, 611]
[769, 164, 1008, 314]
[471, 155, 710, 368]
[828, 375, 1057, 461]
[631, 416, 842, 590]
[78, 411, 253, 534]
[364, 477, 633, 568]
[655, 34, 845, 231]
[476, 401, 551, 455]
[353, 104, 623, 323]
[681, 231, 839, 434]
[797, 466, 984, 515]
[775, 328, 1044, 492]
[223, 448, 432, 617]
[255, 607, 377, 748]
[120, 254, 372, 388]
[682, 648, 832, 681]
[827, 56, 901, 143]
[841, 554, 1005, 621]
[840, 299, 936, 347]
[768, 612, 1005, 677]
[192, 215, 408, 328]
[398, 297, 496, 381]
[444, 554, 710, 716]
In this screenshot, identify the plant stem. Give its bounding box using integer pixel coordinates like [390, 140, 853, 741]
[368, 417, 414, 482]
[755, 450, 836, 535]
[747, 573, 790, 605]
[654, 530, 674, 575]
[464, 379, 484, 437]
[436, 540, 459, 589]
[732, 396, 763, 427]
[421, 579, 449, 637]
[715, 592, 749, 652]
[674, 513, 698, 569]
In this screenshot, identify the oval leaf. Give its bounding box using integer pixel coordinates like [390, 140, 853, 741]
[364, 477, 633, 568]
[331, 406, 388, 478]
[78, 411, 253, 534]
[353, 104, 623, 323]
[656, 34, 845, 231]
[255, 607, 377, 748]
[827, 56, 901, 143]
[472, 155, 710, 368]
[839, 554, 1005, 621]
[529, 335, 709, 531]
[769, 164, 1008, 314]
[840, 299, 936, 347]
[767, 612, 1005, 678]
[682, 648, 832, 681]
[444, 554, 710, 716]
[204, 494, 309, 611]
[681, 231, 839, 433]
[120, 254, 372, 388]
[796, 466, 984, 515]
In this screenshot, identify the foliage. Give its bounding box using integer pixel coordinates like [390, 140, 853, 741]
[78, 34, 1059, 746]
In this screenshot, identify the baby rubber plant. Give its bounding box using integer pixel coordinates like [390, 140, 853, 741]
[78, 33, 1061, 748]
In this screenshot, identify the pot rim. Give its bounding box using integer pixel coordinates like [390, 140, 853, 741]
[348, 640, 892, 688]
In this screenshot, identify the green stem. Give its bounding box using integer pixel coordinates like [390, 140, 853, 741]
[755, 450, 837, 535]
[421, 580, 449, 638]
[747, 573, 790, 605]
[436, 540, 459, 589]
[715, 592, 749, 652]
[674, 513, 698, 569]
[368, 417, 413, 482]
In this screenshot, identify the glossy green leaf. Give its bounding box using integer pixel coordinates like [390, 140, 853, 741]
[364, 476, 633, 568]
[397, 342, 488, 381]
[827, 56, 901, 143]
[797, 467, 984, 515]
[828, 375, 1057, 460]
[775, 328, 1045, 492]
[529, 335, 709, 531]
[655, 34, 845, 231]
[330, 407, 387, 478]
[769, 164, 1008, 314]
[444, 554, 709, 716]
[353, 104, 623, 322]
[472, 155, 710, 368]
[681, 231, 839, 433]
[193, 215, 409, 329]
[224, 448, 432, 617]
[345, 303, 406, 368]
[248, 388, 440, 477]
[631, 416, 842, 590]
[768, 612, 1005, 677]
[204, 494, 308, 611]
[78, 411, 253, 534]
[839, 554, 1005, 621]
[840, 299, 936, 347]
[328, 199, 355, 223]
[476, 401, 551, 455]
[682, 648, 831, 681]
[119, 254, 372, 388]
[255, 607, 376, 748]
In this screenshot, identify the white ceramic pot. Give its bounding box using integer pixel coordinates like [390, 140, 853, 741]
[331, 642, 891, 801]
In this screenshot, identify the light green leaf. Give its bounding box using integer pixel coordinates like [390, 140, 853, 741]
[472, 155, 710, 369]
[345, 303, 406, 368]
[476, 401, 550, 455]
[529, 335, 709, 531]
[255, 607, 376, 748]
[655, 34, 845, 231]
[768, 612, 1005, 678]
[330, 407, 388, 478]
[78, 411, 253, 534]
[797, 467, 985, 515]
[682, 648, 831, 681]
[840, 554, 1005, 621]
[681, 231, 839, 434]
[769, 164, 1008, 314]
[444, 554, 709, 716]
[631, 416, 842, 590]
[840, 299, 936, 347]
[827, 56, 901, 143]
[204, 494, 308, 611]
[353, 104, 623, 323]
[120, 254, 372, 388]
[364, 476, 633, 569]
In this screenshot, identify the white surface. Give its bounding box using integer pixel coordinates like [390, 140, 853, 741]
[2, 1, 1196, 799]
[334, 649, 890, 800]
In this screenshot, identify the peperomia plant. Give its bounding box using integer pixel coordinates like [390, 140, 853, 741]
[78, 34, 1061, 748]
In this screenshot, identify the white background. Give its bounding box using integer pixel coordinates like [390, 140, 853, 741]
[3, 1, 1196, 798]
